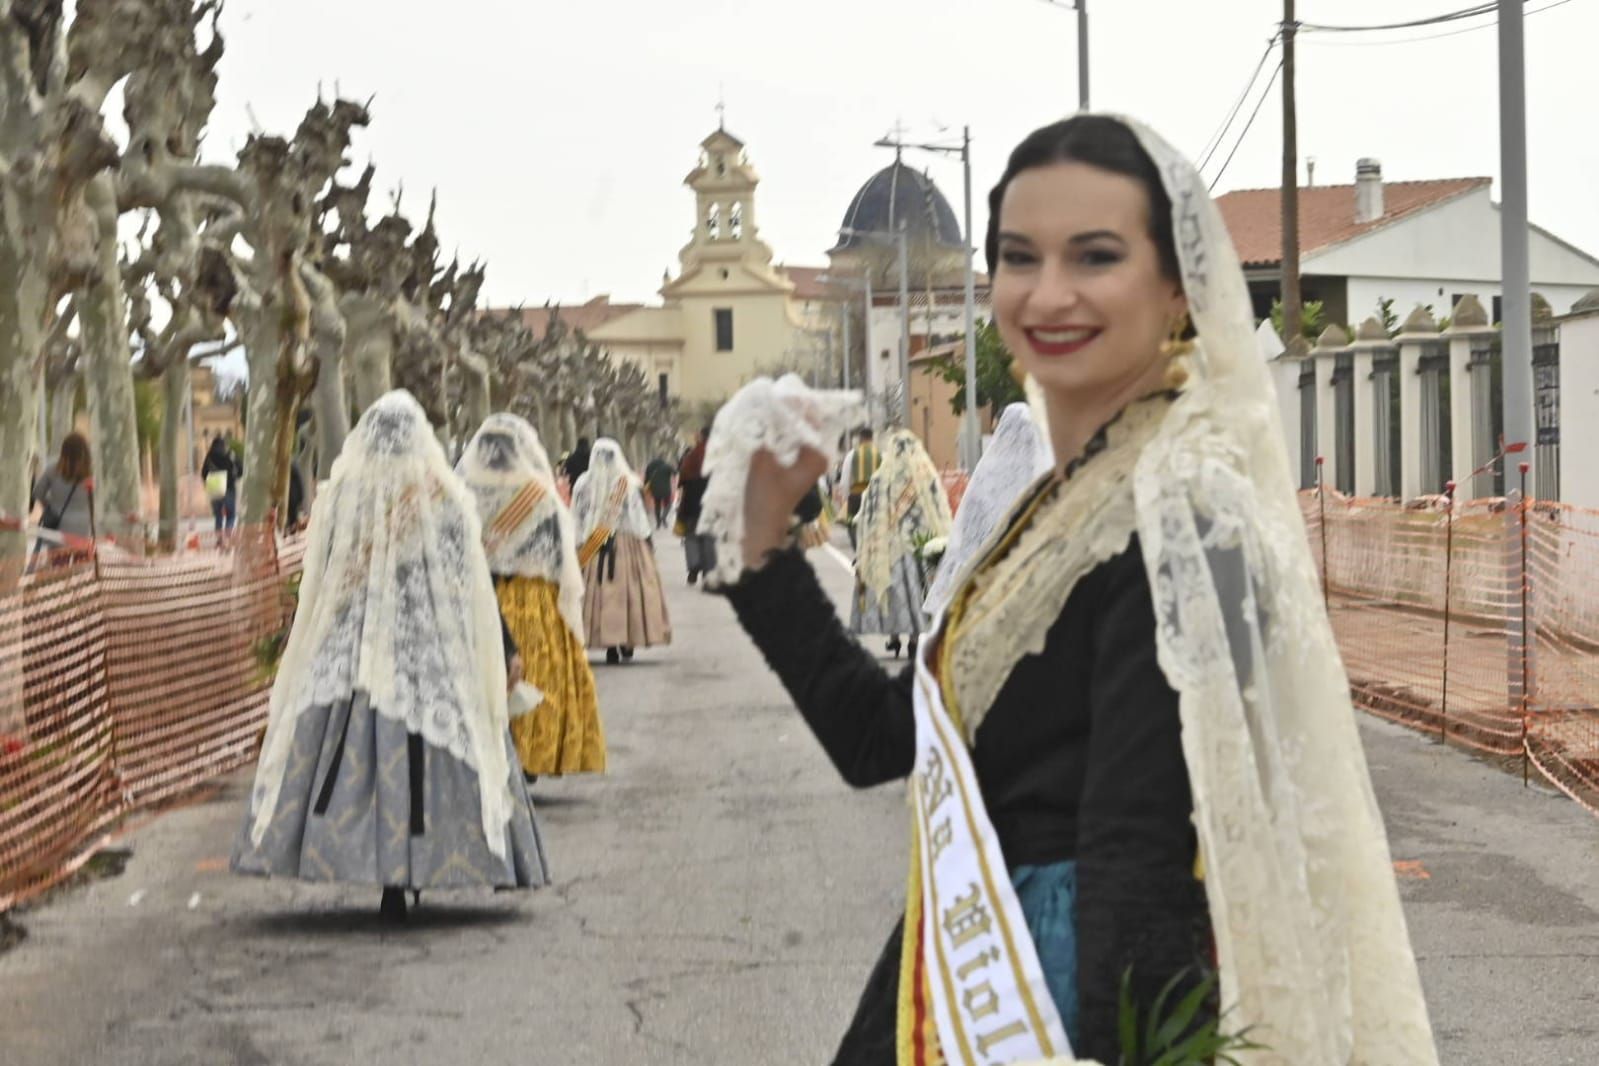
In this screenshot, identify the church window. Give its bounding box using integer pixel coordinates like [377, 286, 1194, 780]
[706, 202, 720, 240]
[716, 155, 727, 177]
[658, 373, 670, 406]
[714, 308, 735, 352]
[730, 201, 744, 240]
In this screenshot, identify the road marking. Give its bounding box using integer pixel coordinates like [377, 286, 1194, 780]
[187, 892, 202, 910]
[822, 543, 855, 575]
[128, 890, 145, 907]
[1393, 860, 1431, 880]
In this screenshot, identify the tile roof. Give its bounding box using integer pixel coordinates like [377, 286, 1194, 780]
[486, 296, 645, 341]
[1215, 177, 1491, 267]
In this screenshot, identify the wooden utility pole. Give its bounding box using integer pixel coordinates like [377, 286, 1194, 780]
[1281, 0, 1303, 348]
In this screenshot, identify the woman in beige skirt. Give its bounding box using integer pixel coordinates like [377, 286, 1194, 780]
[570, 438, 671, 663]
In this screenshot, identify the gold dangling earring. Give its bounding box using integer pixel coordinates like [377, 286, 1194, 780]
[1160, 312, 1194, 390]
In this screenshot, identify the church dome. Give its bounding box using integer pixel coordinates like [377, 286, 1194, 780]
[832, 160, 963, 253]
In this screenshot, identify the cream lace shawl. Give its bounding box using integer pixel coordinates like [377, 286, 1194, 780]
[457, 413, 585, 640]
[247, 390, 517, 862]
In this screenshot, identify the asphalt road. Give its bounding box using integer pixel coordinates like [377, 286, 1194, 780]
[2, 536, 1597, 1065]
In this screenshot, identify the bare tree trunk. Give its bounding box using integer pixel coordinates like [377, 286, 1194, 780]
[0, 195, 47, 564]
[457, 350, 490, 437]
[157, 355, 188, 548]
[76, 176, 144, 544]
[304, 268, 349, 477]
[49, 375, 75, 455]
[239, 316, 283, 527]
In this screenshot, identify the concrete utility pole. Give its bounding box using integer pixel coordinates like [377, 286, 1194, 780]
[959, 126, 980, 470]
[1280, 0, 1303, 349]
[1076, 1, 1090, 110]
[896, 221, 911, 427]
[1041, 1, 1090, 110]
[1498, 0, 1534, 455]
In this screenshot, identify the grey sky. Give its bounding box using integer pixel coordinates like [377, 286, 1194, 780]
[207, 0, 1599, 310]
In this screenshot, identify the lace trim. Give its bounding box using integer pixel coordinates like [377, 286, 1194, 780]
[943, 394, 1175, 742]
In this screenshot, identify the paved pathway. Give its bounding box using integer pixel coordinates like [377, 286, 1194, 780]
[2, 538, 1597, 1064]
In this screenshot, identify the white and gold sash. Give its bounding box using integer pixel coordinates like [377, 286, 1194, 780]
[900, 631, 1077, 1065]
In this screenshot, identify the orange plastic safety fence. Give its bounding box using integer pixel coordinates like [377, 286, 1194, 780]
[1302, 490, 1599, 817]
[0, 525, 306, 910]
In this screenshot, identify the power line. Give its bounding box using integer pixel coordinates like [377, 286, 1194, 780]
[1197, 34, 1282, 173]
[1300, 0, 1576, 46]
[1208, 58, 1284, 192]
[1299, 2, 1500, 33]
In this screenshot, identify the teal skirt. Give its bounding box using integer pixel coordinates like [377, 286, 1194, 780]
[1013, 860, 1081, 1049]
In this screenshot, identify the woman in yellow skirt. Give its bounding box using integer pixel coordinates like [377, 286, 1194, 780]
[459, 413, 605, 777]
[571, 438, 672, 663]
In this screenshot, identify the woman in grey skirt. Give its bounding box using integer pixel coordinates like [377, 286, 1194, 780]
[233, 390, 549, 922]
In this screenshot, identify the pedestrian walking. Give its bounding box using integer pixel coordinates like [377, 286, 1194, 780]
[232, 390, 549, 923]
[676, 427, 713, 584]
[201, 435, 239, 533]
[459, 413, 605, 781]
[571, 438, 671, 664]
[643, 454, 675, 529]
[30, 432, 94, 563]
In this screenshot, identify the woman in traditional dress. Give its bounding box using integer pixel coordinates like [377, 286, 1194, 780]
[715, 115, 1436, 1063]
[850, 428, 953, 659]
[571, 438, 671, 664]
[458, 413, 605, 780]
[233, 391, 549, 923]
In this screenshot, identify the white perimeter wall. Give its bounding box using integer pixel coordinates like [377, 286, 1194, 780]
[1560, 315, 1599, 509]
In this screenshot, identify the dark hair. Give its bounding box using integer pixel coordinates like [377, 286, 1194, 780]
[984, 115, 1179, 283]
[58, 432, 91, 483]
[858, 427, 874, 440]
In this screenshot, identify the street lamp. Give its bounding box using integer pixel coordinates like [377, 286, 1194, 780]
[1038, 0, 1090, 111]
[837, 223, 911, 427]
[874, 128, 982, 471]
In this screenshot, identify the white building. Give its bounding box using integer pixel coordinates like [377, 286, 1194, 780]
[1218, 159, 1599, 327]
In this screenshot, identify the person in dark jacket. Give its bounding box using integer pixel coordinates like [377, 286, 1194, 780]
[201, 435, 240, 532]
[643, 455, 675, 528]
[562, 437, 591, 487]
[676, 428, 712, 584]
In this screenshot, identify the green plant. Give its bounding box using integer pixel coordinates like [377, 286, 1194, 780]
[251, 571, 302, 685]
[926, 319, 1025, 417]
[1269, 298, 1327, 341]
[1116, 970, 1263, 1066]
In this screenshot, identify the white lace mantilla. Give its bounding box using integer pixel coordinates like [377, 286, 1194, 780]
[248, 390, 520, 863]
[924, 402, 1054, 622]
[571, 438, 653, 542]
[699, 374, 865, 588]
[855, 428, 952, 609]
[457, 413, 586, 639]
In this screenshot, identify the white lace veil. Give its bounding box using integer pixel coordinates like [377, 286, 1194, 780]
[570, 437, 652, 541]
[699, 374, 866, 587]
[922, 403, 1052, 621]
[854, 428, 952, 606]
[1118, 117, 1437, 1061]
[246, 390, 517, 863]
[457, 413, 585, 640]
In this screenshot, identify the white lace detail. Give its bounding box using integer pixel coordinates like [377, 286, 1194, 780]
[1124, 119, 1436, 1062]
[945, 397, 1171, 742]
[698, 374, 866, 587]
[571, 438, 653, 541]
[855, 429, 952, 609]
[248, 390, 518, 862]
[924, 403, 1053, 621]
[457, 413, 586, 639]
